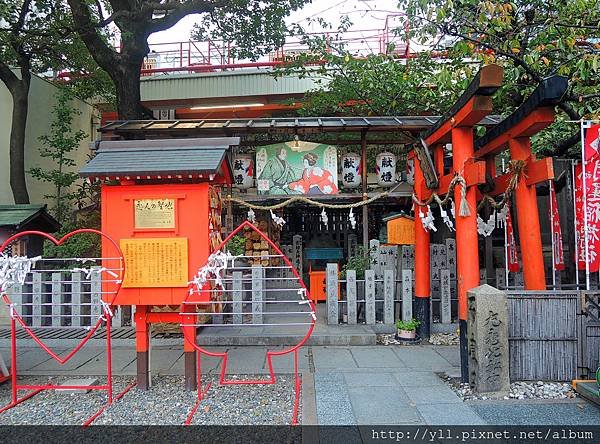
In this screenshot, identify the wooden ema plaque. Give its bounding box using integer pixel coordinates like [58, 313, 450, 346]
[386, 215, 415, 245]
[120, 238, 189, 287]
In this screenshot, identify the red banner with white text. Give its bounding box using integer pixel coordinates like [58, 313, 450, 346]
[505, 204, 520, 272]
[575, 124, 600, 272]
[549, 182, 565, 271]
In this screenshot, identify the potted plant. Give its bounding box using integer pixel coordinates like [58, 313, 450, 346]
[395, 318, 421, 340]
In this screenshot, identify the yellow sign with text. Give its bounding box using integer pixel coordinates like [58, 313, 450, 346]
[120, 238, 188, 287]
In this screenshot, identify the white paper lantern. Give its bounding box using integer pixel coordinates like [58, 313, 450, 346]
[341, 152, 361, 189]
[232, 154, 254, 189]
[376, 152, 397, 187]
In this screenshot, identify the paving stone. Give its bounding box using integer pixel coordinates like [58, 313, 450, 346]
[265, 348, 310, 372]
[350, 347, 405, 368]
[314, 372, 356, 425]
[312, 347, 357, 369]
[344, 372, 398, 387]
[347, 386, 422, 424]
[416, 403, 486, 425]
[392, 346, 454, 370]
[431, 346, 461, 366]
[404, 385, 463, 405]
[28, 348, 103, 372]
[57, 377, 99, 394]
[469, 401, 600, 426]
[392, 371, 447, 387]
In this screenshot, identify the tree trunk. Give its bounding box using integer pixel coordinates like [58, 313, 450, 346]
[9, 80, 31, 204]
[113, 61, 145, 120]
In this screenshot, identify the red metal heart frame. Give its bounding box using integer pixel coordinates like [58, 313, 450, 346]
[0, 229, 125, 364]
[180, 220, 316, 381]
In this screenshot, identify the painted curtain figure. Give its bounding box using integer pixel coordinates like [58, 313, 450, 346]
[289, 153, 339, 195]
[257, 147, 300, 194]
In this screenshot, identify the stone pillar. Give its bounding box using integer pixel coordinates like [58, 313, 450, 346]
[467, 285, 510, 396]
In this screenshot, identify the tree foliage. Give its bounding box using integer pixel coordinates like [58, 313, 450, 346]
[67, 0, 311, 119]
[403, 0, 600, 156]
[29, 87, 87, 225]
[284, 2, 600, 156]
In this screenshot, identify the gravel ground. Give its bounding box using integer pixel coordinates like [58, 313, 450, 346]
[0, 374, 300, 425]
[93, 375, 197, 425]
[190, 374, 300, 425]
[377, 332, 459, 346]
[442, 375, 577, 401]
[0, 376, 133, 425]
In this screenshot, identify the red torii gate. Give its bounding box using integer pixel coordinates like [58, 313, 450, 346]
[411, 65, 567, 381]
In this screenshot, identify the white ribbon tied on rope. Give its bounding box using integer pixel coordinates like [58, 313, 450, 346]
[270, 210, 286, 228]
[420, 205, 437, 232]
[247, 208, 256, 224]
[320, 208, 329, 228]
[439, 203, 455, 231]
[477, 211, 497, 237]
[348, 208, 357, 229]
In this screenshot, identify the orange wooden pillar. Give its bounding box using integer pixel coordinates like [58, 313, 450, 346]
[452, 127, 481, 381]
[413, 154, 431, 339]
[508, 137, 546, 289]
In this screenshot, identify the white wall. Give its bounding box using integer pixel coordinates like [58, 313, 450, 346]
[0, 72, 100, 206]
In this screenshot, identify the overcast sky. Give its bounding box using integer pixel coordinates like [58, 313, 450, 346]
[147, 0, 404, 45]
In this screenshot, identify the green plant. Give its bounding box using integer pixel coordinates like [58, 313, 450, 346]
[29, 87, 87, 225]
[395, 318, 421, 331]
[341, 246, 373, 279]
[226, 235, 247, 256]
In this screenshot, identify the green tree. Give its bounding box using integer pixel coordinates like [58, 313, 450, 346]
[28, 88, 87, 225]
[0, 0, 110, 204]
[67, 0, 311, 119]
[402, 0, 600, 155]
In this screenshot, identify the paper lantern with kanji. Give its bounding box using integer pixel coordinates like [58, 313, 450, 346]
[341, 152, 361, 189]
[232, 154, 254, 189]
[376, 152, 397, 187]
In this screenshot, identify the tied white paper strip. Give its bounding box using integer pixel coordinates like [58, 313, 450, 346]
[439, 204, 454, 231]
[450, 200, 456, 218]
[72, 266, 119, 280]
[320, 208, 329, 228]
[270, 210, 286, 228]
[189, 250, 239, 294]
[99, 299, 114, 321]
[349, 208, 357, 229]
[0, 254, 41, 293]
[247, 208, 256, 223]
[497, 205, 508, 228]
[420, 206, 437, 232]
[477, 212, 496, 237]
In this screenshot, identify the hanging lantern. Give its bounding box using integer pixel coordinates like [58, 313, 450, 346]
[375, 152, 397, 187]
[341, 152, 361, 189]
[232, 154, 254, 189]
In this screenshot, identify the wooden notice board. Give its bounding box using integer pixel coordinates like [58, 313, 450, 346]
[386, 216, 415, 245]
[120, 237, 188, 287]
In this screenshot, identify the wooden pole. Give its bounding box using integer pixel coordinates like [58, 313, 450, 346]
[484, 157, 496, 285]
[361, 130, 369, 251]
[508, 137, 546, 289]
[452, 126, 480, 383]
[413, 155, 431, 339]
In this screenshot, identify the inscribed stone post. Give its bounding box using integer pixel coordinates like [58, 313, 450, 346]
[401, 269, 413, 321]
[292, 235, 303, 279]
[346, 270, 357, 325]
[252, 266, 264, 324]
[495, 268, 507, 290]
[364, 269, 376, 324]
[347, 234, 357, 260]
[326, 263, 339, 325]
[233, 271, 243, 325]
[467, 285, 510, 396]
[383, 269, 395, 324]
[446, 238, 457, 299]
[440, 269, 451, 324]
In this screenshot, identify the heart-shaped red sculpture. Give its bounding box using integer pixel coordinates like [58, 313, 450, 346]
[0, 229, 124, 364]
[181, 220, 316, 383]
